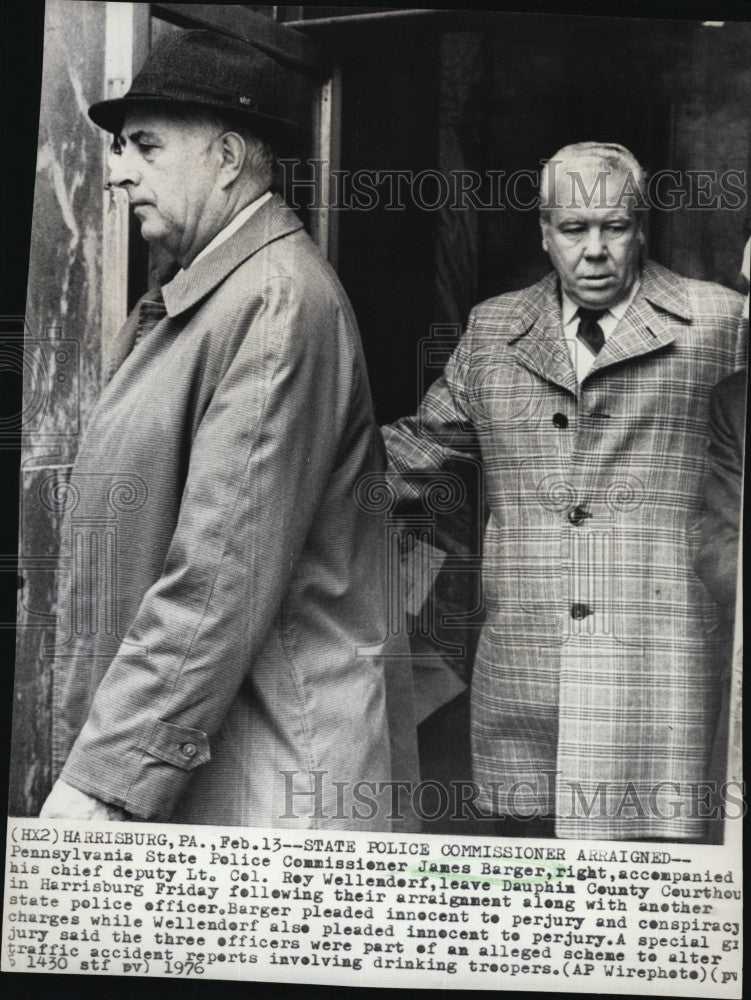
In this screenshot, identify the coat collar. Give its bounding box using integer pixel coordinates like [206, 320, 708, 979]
[506, 260, 690, 393]
[105, 194, 303, 382]
[161, 193, 304, 317]
[587, 260, 689, 379]
[506, 273, 579, 396]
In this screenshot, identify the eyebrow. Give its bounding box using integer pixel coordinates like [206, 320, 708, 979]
[554, 210, 632, 222]
[124, 129, 161, 143]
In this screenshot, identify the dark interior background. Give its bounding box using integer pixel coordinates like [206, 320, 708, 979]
[332, 13, 751, 423]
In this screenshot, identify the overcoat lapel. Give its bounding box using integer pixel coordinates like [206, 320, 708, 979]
[162, 193, 303, 317]
[506, 261, 691, 387]
[105, 194, 304, 382]
[586, 296, 676, 376]
[506, 274, 579, 397]
[587, 260, 690, 378]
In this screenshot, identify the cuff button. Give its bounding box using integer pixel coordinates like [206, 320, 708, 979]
[181, 742, 197, 758]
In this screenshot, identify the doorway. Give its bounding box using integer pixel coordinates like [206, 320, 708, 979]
[298, 9, 751, 833]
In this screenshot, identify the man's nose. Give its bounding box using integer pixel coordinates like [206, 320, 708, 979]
[106, 147, 139, 189]
[582, 227, 607, 258]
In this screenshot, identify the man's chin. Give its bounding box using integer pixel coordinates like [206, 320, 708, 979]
[137, 222, 161, 242]
[133, 214, 166, 243]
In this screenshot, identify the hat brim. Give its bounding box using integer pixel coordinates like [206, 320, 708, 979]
[88, 95, 307, 149]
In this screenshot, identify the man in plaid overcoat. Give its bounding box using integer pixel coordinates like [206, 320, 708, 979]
[383, 142, 745, 840]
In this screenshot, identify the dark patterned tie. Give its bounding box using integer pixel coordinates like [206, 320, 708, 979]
[134, 289, 167, 346]
[576, 307, 607, 355]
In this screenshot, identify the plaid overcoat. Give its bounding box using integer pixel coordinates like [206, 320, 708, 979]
[383, 260, 744, 839]
[51, 195, 417, 829]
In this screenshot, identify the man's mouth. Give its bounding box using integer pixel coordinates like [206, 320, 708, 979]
[580, 274, 614, 285]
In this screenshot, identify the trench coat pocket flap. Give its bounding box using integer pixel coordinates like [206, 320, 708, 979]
[139, 720, 211, 771]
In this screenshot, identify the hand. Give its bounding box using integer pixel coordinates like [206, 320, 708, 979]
[40, 778, 129, 821]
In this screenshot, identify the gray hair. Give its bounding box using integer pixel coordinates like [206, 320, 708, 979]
[217, 116, 276, 188]
[539, 142, 647, 220]
[168, 106, 276, 188]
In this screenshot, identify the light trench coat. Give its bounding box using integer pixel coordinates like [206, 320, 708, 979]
[52, 195, 418, 830]
[383, 260, 744, 839]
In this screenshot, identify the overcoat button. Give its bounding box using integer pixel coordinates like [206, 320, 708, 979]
[567, 505, 590, 525]
[570, 603, 592, 619]
[181, 742, 197, 757]
[552, 412, 568, 428]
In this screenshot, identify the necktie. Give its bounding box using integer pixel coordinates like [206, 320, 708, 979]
[576, 307, 607, 355]
[134, 289, 167, 346]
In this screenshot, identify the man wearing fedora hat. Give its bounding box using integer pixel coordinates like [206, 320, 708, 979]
[40, 30, 417, 829]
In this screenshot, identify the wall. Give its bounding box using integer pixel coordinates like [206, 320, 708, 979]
[10, 0, 108, 815]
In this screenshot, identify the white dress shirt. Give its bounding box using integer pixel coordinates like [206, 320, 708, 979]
[561, 279, 641, 382]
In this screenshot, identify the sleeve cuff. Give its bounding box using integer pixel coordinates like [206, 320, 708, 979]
[60, 718, 211, 820]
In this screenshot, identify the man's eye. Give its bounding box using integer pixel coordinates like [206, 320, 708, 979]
[138, 143, 158, 153]
[561, 226, 585, 235]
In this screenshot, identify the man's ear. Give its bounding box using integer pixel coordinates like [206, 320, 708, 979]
[217, 131, 246, 188]
[540, 219, 549, 253]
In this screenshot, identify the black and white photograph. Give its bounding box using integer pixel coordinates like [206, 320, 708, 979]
[1, 1, 747, 995]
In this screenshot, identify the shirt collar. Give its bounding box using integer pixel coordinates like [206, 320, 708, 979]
[561, 277, 641, 327]
[184, 190, 273, 271]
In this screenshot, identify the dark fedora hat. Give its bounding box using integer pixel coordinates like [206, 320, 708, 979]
[88, 29, 306, 147]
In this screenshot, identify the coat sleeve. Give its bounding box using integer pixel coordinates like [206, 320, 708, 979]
[695, 373, 746, 613]
[381, 311, 481, 505]
[60, 275, 355, 818]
